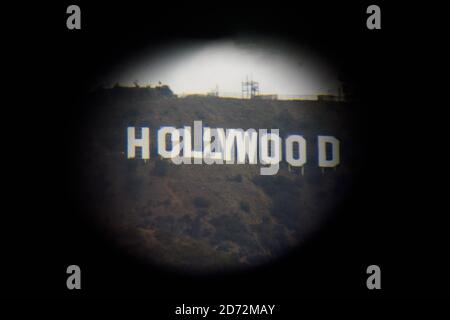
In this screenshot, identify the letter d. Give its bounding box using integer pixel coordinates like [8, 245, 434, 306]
[318, 136, 340, 168]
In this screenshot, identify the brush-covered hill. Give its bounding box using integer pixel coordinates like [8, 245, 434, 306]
[79, 87, 363, 273]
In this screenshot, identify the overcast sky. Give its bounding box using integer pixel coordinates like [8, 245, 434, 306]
[110, 39, 340, 97]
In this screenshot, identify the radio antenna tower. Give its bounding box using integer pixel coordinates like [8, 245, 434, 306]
[241, 75, 259, 99]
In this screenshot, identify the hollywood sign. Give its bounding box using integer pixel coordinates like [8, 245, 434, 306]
[126, 120, 340, 175]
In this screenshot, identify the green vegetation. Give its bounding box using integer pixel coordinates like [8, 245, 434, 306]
[240, 201, 250, 212]
[231, 174, 243, 183]
[209, 214, 258, 254]
[252, 175, 302, 230]
[153, 158, 169, 176]
[193, 196, 211, 208]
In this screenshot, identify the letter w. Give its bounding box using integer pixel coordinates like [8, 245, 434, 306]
[224, 128, 258, 164]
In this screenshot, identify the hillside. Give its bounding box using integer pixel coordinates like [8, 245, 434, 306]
[79, 88, 362, 273]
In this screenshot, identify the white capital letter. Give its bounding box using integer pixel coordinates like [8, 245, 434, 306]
[318, 136, 340, 168]
[286, 135, 307, 167]
[127, 127, 150, 159]
[158, 127, 181, 159]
